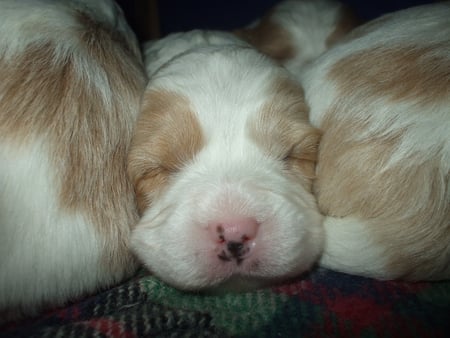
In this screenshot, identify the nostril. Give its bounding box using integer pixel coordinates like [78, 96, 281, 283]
[207, 217, 259, 263]
[227, 241, 244, 256]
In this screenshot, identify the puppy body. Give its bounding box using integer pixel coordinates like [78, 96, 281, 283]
[129, 31, 324, 291]
[0, 0, 146, 318]
[300, 3, 450, 280]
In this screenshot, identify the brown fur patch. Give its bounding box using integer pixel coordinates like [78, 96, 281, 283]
[315, 117, 450, 279]
[328, 45, 450, 105]
[0, 13, 147, 272]
[315, 44, 450, 279]
[128, 90, 205, 215]
[234, 12, 296, 62]
[316, 116, 408, 218]
[325, 4, 361, 48]
[248, 78, 320, 191]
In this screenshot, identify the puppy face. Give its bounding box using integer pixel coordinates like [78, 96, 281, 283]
[128, 41, 323, 291]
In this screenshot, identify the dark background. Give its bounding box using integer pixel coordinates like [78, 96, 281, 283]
[116, 0, 436, 42]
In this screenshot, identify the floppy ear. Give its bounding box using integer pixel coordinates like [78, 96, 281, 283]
[128, 89, 205, 215]
[248, 77, 321, 191]
[285, 126, 322, 182]
[234, 1, 360, 65]
[234, 12, 296, 63]
[274, 80, 321, 186]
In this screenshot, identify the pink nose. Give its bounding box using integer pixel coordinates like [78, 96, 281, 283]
[208, 217, 259, 264]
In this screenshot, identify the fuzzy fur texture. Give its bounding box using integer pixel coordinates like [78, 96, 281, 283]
[3, 0, 447, 322]
[299, 3, 450, 280]
[129, 31, 324, 291]
[135, 0, 450, 287]
[0, 0, 146, 320]
[235, 0, 360, 78]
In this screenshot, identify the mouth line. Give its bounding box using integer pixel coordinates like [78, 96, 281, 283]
[217, 250, 245, 265]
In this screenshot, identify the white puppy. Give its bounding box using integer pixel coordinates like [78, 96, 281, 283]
[0, 0, 146, 320]
[299, 3, 450, 280]
[234, 0, 360, 77]
[129, 31, 324, 291]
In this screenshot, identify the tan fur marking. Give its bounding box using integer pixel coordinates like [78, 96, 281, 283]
[317, 40, 450, 279]
[234, 13, 296, 62]
[248, 78, 321, 191]
[315, 107, 450, 280]
[0, 15, 147, 271]
[316, 117, 408, 218]
[328, 45, 450, 104]
[325, 5, 361, 48]
[76, 11, 142, 63]
[128, 90, 205, 215]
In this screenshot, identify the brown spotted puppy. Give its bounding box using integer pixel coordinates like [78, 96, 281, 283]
[301, 3, 450, 280]
[235, 0, 360, 78]
[128, 31, 324, 291]
[0, 0, 146, 320]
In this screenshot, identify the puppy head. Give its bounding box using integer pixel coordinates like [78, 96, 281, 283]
[143, 29, 249, 78]
[234, 0, 360, 76]
[128, 45, 323, 291]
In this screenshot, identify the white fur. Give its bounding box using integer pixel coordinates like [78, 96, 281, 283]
[0, 0, 144, 319]
[0, 141, 104, 312]
[0, 0, 135, 59]
[131, 31, 324, 291]
[143, 29, 249, 77]
[238, 0, 357, 79]
[300, 3, 450, 279]
[302, 4, 450, 176]
[319, 217, 391, 279]
[270, 0, 347, 74]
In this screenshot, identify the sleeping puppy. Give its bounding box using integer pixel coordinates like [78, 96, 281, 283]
[299, 3, 449, 280]
[234, 0, 360, 78]
[128, 31, 324, 291]
[0, 0, 146, 320]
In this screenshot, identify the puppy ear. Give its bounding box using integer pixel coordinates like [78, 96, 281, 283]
[234, 1, 361, 67]
[128, 89, 204, 215]
[281, 104, 321, 186]
[249, 77, 321, 190]
[233, 12, 295, 63]
[286, 126, 322, 181]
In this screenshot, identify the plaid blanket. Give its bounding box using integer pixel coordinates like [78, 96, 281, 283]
[2, 268, 449, 337]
